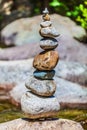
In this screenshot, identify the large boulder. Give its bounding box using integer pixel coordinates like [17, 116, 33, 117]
[55, 60, 87, 86]
[0, 59, 87, 109]
[0, 39, 87, 65]
[1, 14, 87, 46]
[0, 38, 87, 65]
[9, 77, 87, 109]
[0, 59, 87, 86]
[0, 118, 84, 130]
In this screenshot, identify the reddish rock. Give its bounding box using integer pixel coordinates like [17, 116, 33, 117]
[33, 50, 59, 70]
[0, 83, 15, 101]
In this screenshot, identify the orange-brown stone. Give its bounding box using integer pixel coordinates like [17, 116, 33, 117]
[33, 50, 59, 70]
[43, 14, 50, 21]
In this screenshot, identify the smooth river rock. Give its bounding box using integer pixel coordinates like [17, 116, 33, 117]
[33, 70, 55, 80]
[43, 14, 50, 21]
[33, 50, 59, 70]
[39, 27, 60, 38]
[1, 14, 87, 47]
[40, 38, 58, 50]
[40, 21, 52, 28]
[25, 76, 56, 96]
[0, 118, 84, 130]
[21, 91, 60, 119]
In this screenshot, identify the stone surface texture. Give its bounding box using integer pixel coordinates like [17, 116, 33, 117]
[33, 50, 59, 70]
[0, 15, 87, 64]
[1, 14, 87, 46]
[0, 118, 84, 130]
[21, 91, 60, 119]
[40, 21, 52, 28]
[10, 77, 87, 108]
[0, 59, 87, 108]
[33, 70, 55, 80]
[25, 76, 56, 96]
[39, 27, 60, 38]
[20, 9, 60, 119]
[40, 38, 58, 50]
[43, 14, 50, 21]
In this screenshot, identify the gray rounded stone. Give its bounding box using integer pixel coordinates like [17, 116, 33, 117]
[39, 27, 60, 38]
[40, 21, 52, 28]
[25, 76, 56, 97]
[33, 70, 55, 80]
[21, 91, 60, 119]
[40, 38, 58, 50]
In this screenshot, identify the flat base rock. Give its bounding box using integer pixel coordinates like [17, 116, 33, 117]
[39, 27, 60, 38]
[21, 91, 60, 119]
[25, 76, 56, 96]
[0, 118, 84, 130]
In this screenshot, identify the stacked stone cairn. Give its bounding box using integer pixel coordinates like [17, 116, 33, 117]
[21, 8, 60, 119]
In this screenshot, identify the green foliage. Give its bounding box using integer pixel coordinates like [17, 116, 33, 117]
[49, 0, 87, 30]
[49, 0, 68, 15]
[76, 2, 87, 29]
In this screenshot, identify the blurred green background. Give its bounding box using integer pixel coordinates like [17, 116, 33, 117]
[0, 0, 87, 30]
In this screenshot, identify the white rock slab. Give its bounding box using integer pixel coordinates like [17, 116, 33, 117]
[0, 118, 84, 130]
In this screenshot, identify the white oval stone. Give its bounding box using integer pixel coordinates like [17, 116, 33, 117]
[21, 91, 60, 119]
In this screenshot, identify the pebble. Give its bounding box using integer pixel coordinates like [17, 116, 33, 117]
[25, 76, 56, 97]
[42, 8, 49, 14]
[21, 91, 60, 119]
[39, 27, 60, 38]
[33, 70, 55, 80]
[40, 38, 58, 50]
[40, 21, 52, 28]
[43, 14, 50, 21]
[33, 50, 59, 70]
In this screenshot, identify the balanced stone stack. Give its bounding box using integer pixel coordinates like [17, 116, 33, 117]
[21, 8, 60, 119]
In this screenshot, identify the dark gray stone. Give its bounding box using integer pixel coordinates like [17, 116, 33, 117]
[33, 70, 55, 80]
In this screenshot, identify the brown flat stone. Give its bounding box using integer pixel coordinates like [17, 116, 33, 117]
[33, 50, 59, 70]
[23, 111, 58, 119]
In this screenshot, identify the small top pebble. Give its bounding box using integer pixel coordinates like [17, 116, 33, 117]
[43, 8, 49, 14]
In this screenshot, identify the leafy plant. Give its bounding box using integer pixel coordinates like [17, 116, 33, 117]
[49, 0, 87, 30]
[76, 2, 87, 29]
[49, 0, 68, 15]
